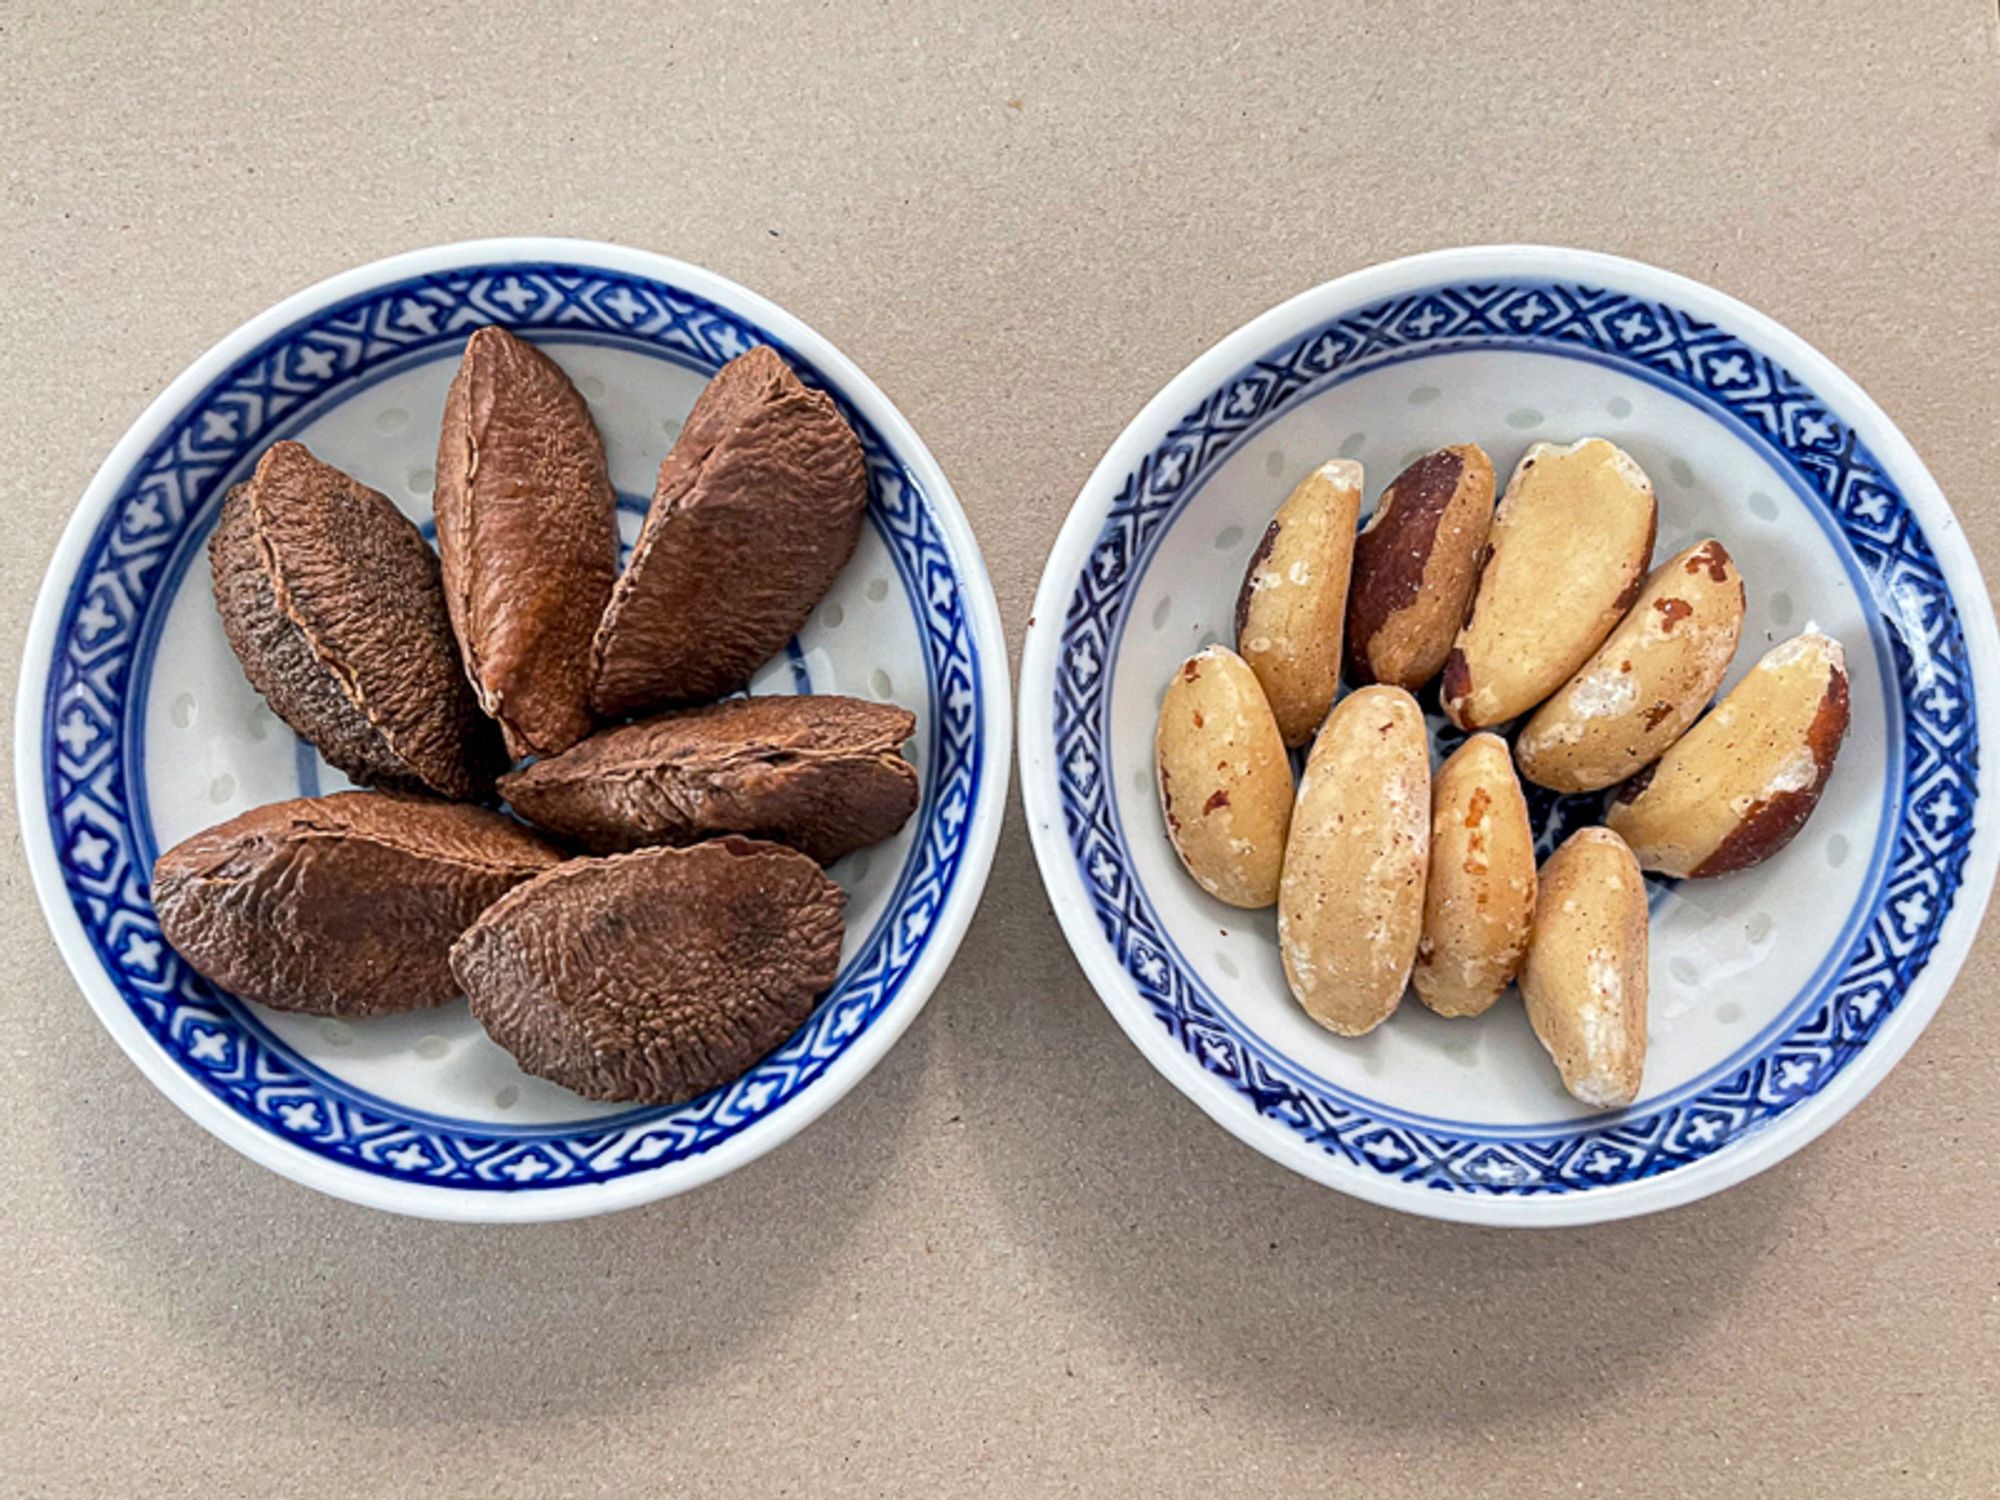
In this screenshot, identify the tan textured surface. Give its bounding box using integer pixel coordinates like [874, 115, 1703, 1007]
[4, 3, 1999, 1495]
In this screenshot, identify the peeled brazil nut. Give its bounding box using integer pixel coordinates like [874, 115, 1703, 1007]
[500, 693, 918, 863]
[452, 839, 846, 1104]
[1412, 733, 1536, 1019]
[436, 326, 620, 760]
[1343, 444, 1496, 692]
[1520, 826, 1649, 1109]
[1442, 438, 1657, 730]
[210, 441, 502, 800]
[1606, 632, 1849, 877]
[1234, 459, 1362, 746]
[1155, 646, 1294, 908]
[1277, 685, 1429, 1035]
[150, 792, 564, 1017]
[1516, 539, 1747, 793]
[591, 346, 868, 718]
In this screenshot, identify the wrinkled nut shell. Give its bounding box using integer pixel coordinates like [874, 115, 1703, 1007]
[452, 839, 846, 1105]
[1155, 646, 1294, 908]
[1443, 438, 1657, 730]
[210, 442, 502, 800]
[500, 693, 918, 863]
[1607, 632, 1849, 877]
[1344, 444, 1496, 692]
[1235, 460, 1362, 746]
[1277, 685, 1429, 1035]
[436, 326, 620, 760]
[591, 346, 868, 717]
[1412, 733, 1537, 1018]
[1516, 539, 1746, 793]
[151, 792, 565, 1017]
[1520, 826, 1649, 1109]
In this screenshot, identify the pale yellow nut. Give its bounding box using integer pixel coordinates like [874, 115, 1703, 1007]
[1235, 459, 1362, 747]
[1520, 826, 1649, 1109]
[1412, 733, 1537, 1018]
[1155, 645, 1294, 907]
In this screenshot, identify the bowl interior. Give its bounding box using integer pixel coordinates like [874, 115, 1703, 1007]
[33, 254, 995, 1207]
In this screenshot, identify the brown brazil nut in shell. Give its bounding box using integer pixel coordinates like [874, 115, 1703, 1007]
[1606, 632, 1849, 877]
[1516, 538, 1746, 793]
[1520, 826, 1649, 1109]
[500, 693, 918, 863]
[1442, 438, 1657, 730]
[452, 839, 846, 1105]
[1343, 444, 1495, 692]
[1277, 686, 1429, 1035]
[590, 346, 867, 717]
[1412, 733, 1537, 1018]
[150, 792, 564, 1017]
[1155, 646, 1294, 908]
[1234, 459, 1363, 747]
[436, 326, 620, 760]
[210, 442, 502, 800]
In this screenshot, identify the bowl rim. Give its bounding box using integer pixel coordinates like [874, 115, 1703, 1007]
[16, 235, 1012, 1223]
[1018, 243, 2000, 1227]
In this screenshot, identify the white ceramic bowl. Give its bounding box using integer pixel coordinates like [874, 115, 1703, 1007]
[17, 238, 1010, 1221]
[1020, 245, 1999, 1226]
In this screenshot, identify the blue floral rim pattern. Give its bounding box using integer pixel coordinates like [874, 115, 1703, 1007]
[42, 263, 986, 1191]
[1052, 280, 1978, 1197]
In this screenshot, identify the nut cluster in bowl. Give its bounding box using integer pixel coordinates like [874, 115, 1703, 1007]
[151, 331, 919, 1107]
[1157, 438, 1851, 1108]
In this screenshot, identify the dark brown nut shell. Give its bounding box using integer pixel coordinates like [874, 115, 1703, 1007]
[452, 839, 847, 1104]
[589, 346, 867, 717]
[209, 442, 502, 800]
[150, 792, 565, 1017]
[1343, 444, 1495, 691]
[499, 694, 918, 862]
[436, 326, 619, 760]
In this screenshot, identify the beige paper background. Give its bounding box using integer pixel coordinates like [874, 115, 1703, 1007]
[4, 3, 1998, 1495]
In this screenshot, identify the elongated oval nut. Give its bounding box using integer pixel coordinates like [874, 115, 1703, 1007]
[1442, 438, 1657, 730]
[1235, 459, 1362, 746]
[1413, 733, 1537, 1018]
[1516, 539, 1747, 792]
[1344, 444, 1495, 692]
[1606, 632, 1849, 877]
[1155, 646, 1294, 907]
[1520, 826, 1648, 1109]
[1277, 685, 1429, 1035]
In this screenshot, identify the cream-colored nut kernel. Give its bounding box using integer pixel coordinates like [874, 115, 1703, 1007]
[1235, 459, 1363, 747]
[1412, 733, 1537, 1018]
[1277, 685, 1429, 1035]
[1155, 646, 1294, 907]
[1344, 444, 1495, 692]
[1520, 826, 1649, 1109]
[1517, 538, 1747, 793]
[1442, 438, 1657, 730]
[1606, 632, 1849, 877]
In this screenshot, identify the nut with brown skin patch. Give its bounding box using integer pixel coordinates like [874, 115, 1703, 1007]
[151, 792, 565, 1017]
[500, 693, 918, 863]
[1343, 444, 1496, 692]
[1442, 438, 1657, 730]
[436, 326, 620, 760]
[1606, 632, 1849, 877]
[210, 442, 503, 800]
[1234, 459, 1362, 747]
[1520, 826, 1649, 1109]
[590, 346, 867, 717]
[1154, 646, 1294, 907]
[1413, 733, 1536, 1018]
[1516, 538, 1746, 793]
[1277, 685, 1429, 1035]
[452, 839, 846, 1104]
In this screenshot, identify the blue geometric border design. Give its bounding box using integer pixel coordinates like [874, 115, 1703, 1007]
[1052, 280, 1979, 1197]
[40, 262, 987, 1191]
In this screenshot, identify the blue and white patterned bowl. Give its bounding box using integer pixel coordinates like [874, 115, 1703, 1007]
[17, 239, 1009, 1221]
[1020, 246, 1999, 1226]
